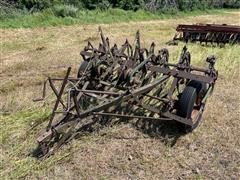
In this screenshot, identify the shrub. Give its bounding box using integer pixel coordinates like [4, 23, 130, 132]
[0, 1, 27, 19]
[223, 0, 240, 8]
[81, 0, 111, 10]
[15, 0, 56, 10]
[63, 0, 84, 9]
[116, 0, 144, 11]
[52, 4, 78, 17]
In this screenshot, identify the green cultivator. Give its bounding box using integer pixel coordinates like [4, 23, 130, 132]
[35, 28, 218, 157]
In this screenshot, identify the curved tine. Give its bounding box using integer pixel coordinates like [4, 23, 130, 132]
[106, 37, 110, 47]
[126, 45, 130, 59]
[88, 41, 94, 48]
[187, 52, 191, 65]
[99, 26, 109, 51]
[129, 44, 133, 57]
[85, 41, 93, 50]
[98, 27, 115, 61]
[178, 46, 188, 64]
[134, 30, 141, 49]
[133, 30, 141, 58]
[98, 26, 106, 46]
[123, 40, 133, 57]
[111, 44, 118, 54]
[118, 39, 129, 55]
[149, 42, 155, 54]
[113, 44, 118, 52]
[113, 43, 118, 49]
[98, 43, 105, 53]
[143, 48, 149, 57]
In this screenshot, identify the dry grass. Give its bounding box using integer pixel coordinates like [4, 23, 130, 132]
[0, 11, 240, 179]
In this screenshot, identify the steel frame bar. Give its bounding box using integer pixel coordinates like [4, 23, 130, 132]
[176, 24, 240, 33]
[92, 112, 171, 121]
[149, 66, 214, 84]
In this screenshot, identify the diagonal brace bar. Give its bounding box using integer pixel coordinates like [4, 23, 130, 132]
[47, 67, 71, 130]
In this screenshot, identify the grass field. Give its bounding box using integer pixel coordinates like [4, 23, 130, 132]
[0, 10, 240, 179]
[0, 8, 230, 29]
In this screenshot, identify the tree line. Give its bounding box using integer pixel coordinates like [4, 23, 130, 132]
[2, 0, 240, 12]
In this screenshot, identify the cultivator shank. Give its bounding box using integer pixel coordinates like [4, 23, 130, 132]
[36, 28, 218, 157]
[170, 23, 240, 45]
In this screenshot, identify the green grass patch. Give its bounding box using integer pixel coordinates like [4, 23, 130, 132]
[0, 108, 65, 179]
[171, 42, 240, 78]
[0, 108, 51, 144]
[0, 107, 96, 178]
[0, 8, 230, 29]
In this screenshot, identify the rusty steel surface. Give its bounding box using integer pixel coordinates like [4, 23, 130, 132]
[35, 28, 218, 157]
[169, 23, 240, 45]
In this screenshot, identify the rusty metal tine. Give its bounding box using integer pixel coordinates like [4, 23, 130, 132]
[98, 26, 114, 60]
[72, 82, 89, 117]
[47, 67, 71, 130]
[73, 94, 81, 117]
[133, 30, 140, 61]
[167, 78, 178, 99]
[98, 27, 106, 48]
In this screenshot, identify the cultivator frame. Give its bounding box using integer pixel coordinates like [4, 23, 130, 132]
[35, 28, 218, 157]
[169, 23, 240, 45]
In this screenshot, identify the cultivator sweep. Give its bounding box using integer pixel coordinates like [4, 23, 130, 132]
[169, 23, 240, 45]
[36, 28, 218, 157]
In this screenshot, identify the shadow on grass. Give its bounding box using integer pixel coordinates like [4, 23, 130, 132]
[31, 114, 187, 158]
[133, 119, 186, 146]
[74, 116, 187, 147]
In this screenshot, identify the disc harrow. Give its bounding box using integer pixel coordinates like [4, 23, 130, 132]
[168, 23, 240, 45]
[35, 28, 218, 157]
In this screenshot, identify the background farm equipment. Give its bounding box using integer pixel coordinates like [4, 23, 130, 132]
[168, 23, 240, 45]
[35, 28, 218, 157]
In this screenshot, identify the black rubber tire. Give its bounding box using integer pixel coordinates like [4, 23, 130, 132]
[187, 80, 207, 101]
[77, 61, 89, 78]
[177, 86, 197, 133]
[178, 86, 197, 119]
